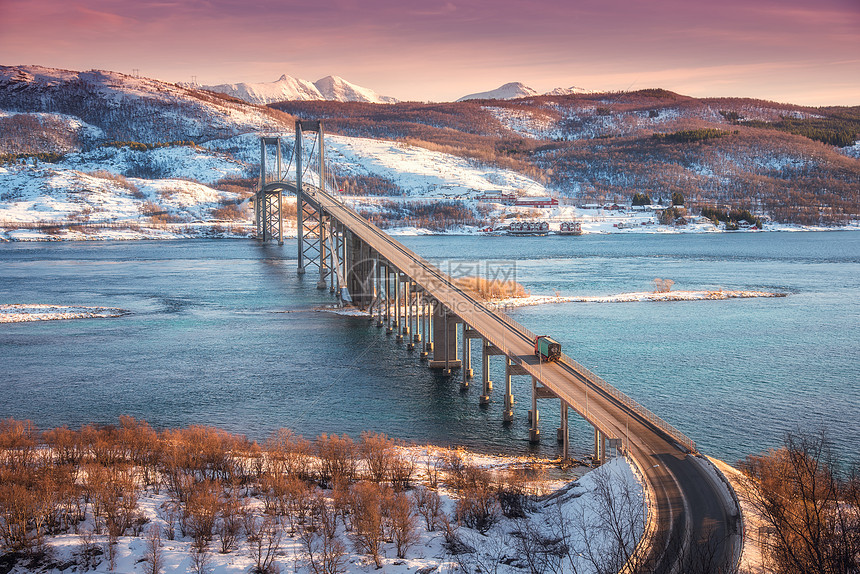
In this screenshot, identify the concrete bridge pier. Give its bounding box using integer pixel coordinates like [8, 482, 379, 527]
[529, 376, 540, 444]
[345, 235, 373, 309]
[463, 326, 476, 380]
[403, 280, 412, 344]
[394, 271, 402, 341]
[420, 297, 431, 359]
[406, 282, 415, 350]
[374, 258, 384, 327]
[413, 290, 422, 344]
[594, 428, 605, 464]
[479, 339, 497, 405]
[558, 402, 569, 460]
[460, 324, 472, 389]
[503, 357, 515, 422]
[424, 300, 433, 354]
[429, 305, 460, 372]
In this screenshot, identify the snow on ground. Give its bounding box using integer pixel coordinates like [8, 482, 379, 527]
[484, 106, 563, 140]
[0, 156, 251, 241]
[0, 304, 129, 323]
[487, 290, 787, 309]
[709, 457, 767, 574]
[838, 140, 860, 159]
[0, 109, 105, 142]
[8, 446, 643, 574]
[324, 134, 550, 198]
[57, 144, 251, 185]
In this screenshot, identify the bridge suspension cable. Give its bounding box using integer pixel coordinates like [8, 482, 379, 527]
[280, 139, 295, 182]
[301, 132, 318, 184]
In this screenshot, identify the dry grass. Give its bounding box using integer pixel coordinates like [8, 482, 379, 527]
[456, 276, 528, 300]
[211, 203, 247, 221]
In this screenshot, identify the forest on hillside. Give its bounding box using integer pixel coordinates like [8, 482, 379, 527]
[274, 93, 860, 225]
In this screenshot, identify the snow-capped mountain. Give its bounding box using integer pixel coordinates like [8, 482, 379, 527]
[202, 74, 324, 104]
[201, 74, 398, 105]
[458, 82, 597, 101]
[457, 82, 539, 102]
[544, 86, 595, 96]
[0, 65, 293, 146]
[313, 75, 398, 104]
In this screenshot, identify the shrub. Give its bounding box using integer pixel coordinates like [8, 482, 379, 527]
[211, 202, 247, 221]
[316, 434, 358, 488]
[456, 276, 527, 300]
[349, 481, 387, 568]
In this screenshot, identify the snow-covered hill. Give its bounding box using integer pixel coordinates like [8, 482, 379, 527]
[0, 65, 293, 147]
[457, 82, 540, 102]
[0, 129, 553, 240]
[202, 74, 324, 104]
[201, 74, 398, 105]
[545, 86, 595, 96]
[458, 83, 596, 101]
[314, 75, 398, 104]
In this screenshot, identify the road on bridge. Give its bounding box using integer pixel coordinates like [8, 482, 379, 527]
[306, 185, 742, 573]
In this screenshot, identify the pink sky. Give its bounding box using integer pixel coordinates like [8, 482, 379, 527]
[1, 0, 858, 105]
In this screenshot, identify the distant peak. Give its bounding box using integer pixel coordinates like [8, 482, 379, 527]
[456, 82, 539, 102]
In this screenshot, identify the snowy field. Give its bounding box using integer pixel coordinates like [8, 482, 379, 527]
[1, 446, 649, 574]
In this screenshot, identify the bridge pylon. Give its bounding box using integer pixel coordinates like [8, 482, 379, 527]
[256, 137, 285, 245]
[256, 122, 333, 291]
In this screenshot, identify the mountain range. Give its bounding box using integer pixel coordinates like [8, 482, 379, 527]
[1, 64, 858, 229]
[201, 76, 594, 105]
[201, 74, 399, 105]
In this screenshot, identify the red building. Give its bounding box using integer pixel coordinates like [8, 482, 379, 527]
[515, 196, 559, 207]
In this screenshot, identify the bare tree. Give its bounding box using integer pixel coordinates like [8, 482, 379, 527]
[245, 513, 283, 574]
[316, 434, 358, 488]
[388, 490, 419, 558]
[76, 526, 99, 571]
[454, 467, 501, 534]
[739, 429, 860, 574]
[216, 487, 245, 554]
[360, 432, 395, 484]
[456, 525, 513, 574]
[652, 278, 674, 293]
[157, 501, 178, 540]
[266, 429, 313, 481]
[413, 486, 442, 532]
[300, 493, 348, 574]
[350, 481, 387, 568]
[142, 524, 164, 574]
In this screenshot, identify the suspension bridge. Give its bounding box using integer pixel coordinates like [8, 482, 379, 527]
[253, 120, 743, 573]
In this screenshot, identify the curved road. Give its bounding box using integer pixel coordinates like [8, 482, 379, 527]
[276, 183, 742, 572]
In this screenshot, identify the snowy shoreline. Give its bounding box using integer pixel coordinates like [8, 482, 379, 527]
[1, 221, 858, 242]
[315, 290, 787, 318]
[486, 289, 788, 308]
[0, 304, 130, 323]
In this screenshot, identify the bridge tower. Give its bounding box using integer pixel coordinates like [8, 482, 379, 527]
[294, 120, 326, 280]
[256, 137, 285, 245]
[256, 122, 335, 291]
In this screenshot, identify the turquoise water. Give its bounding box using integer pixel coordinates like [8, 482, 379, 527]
[0, 233, 857, 465]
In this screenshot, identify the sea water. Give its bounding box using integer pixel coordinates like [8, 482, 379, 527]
[1, 232, 857, 465]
